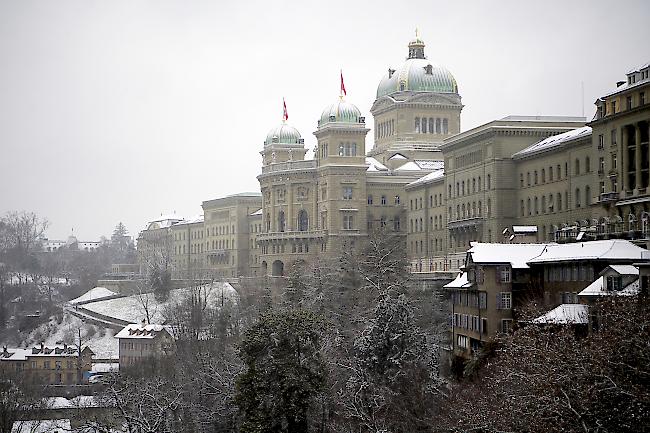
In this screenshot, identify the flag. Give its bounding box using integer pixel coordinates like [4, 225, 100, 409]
[283, 98, 288, 121]
[340, 70, 347, 96]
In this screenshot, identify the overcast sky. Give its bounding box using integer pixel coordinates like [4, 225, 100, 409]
[1, 0, 648, 241]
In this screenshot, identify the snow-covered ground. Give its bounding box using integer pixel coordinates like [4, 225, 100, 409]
[22, 313, 119, 359]
[70, 287, 119, 305]
[80, 282, 237, 325]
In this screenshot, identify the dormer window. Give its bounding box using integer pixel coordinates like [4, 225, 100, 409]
[272, 136, 279, 143]
[424, 64, 433, 75]
[329, 115, 336, 122]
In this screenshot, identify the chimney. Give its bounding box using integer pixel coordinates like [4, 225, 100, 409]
[141, 319, 146, 328]
[40, 342, 44, 352]
[2, 346, 7, 356]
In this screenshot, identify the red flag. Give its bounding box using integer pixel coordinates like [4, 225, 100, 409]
[283, 98, 288, 121]
[340, 70, 347, 96]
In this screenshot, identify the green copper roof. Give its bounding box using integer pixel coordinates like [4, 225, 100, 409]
[264, 123, 302, 147]
[319, 99, 363, 126]
[377, 58, 458, 98]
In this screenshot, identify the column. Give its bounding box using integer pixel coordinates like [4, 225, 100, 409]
[636, 124, 643, 191]
[270, 189, 276, 232]
[287, 185, 294, 231]
[620, 127, 626, 192]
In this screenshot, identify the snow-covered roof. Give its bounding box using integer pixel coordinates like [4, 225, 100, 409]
[527, 240, 647, 264]
[114, 323, 172, 340]
[443, 272, 471, 289]
[1, 345, 91, 361]
[601, 264, 639, 276]
[45, 395, 104, 409]
[532, 304, 589, 325]
[512, 126, 592, 159]
[394, 161, 422, 171]
[388, 153, 407, 160]
[69, 287, 119, 305]
[250, 208, 263, 216]
[366, 157, 388, 172]
[414, 160, 444, 170]
[406, 169, 445, 188]
[513, 225, 537, 234]
[174, 215, 204, 226]
[578, 276, 640, 297]
[468, 242, 550, 269]
[12, 419, 71, 433]
[146, 214, 184, 229]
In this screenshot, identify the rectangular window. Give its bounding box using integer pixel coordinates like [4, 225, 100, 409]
[457, 334, 468, 349]
[496, 292, 512, 309]
[498, 266, 511, 283]
[641, 92, 646, 106]
[481, 318, 488, 334]
[342, 187, 353, 200]
[611, 129, 617, 146]
[479, 292, 487, 309]
[501, 319, 513, 333]
[598, 134, 604, 149]
[343, 214, 354, 230]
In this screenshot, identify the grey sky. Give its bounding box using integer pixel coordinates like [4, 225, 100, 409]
[1, 0, 648, 241]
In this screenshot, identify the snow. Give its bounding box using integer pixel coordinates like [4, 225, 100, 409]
[605, 265, 639, 276]
[468, 242, 549, 269]
[527, 240, 647, 264]
[513, 225, 537, 234]
[22, 312, 119, 359]
[443, 272, 471, 289]
[406, 169, 445, 188]
[45, 395, 105, 409]
[115, 323, 171, 339]
[81, 283, 237, 326]
[388, 153, 407, 160]
[250, 208, 263, 216]
[366, 157, 388, 172]
[12, 419, 71, 433]
[532, 304, 589, 325]
[92, 362, 119, 373]
[394, 161, 423, 171]
[414, 160, 444, 170]
[69, 287, 119, 305]
[512, 127, 592, 159]
[175, 215, 204, 225]
[579, 276, 640, 297]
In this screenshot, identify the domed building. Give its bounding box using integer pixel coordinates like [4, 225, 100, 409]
[370, 33, 463, 164]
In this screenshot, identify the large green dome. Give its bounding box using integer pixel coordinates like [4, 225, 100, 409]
[376, 36, 458, 98]
[264, 123, 302, 147]
[319, 99, 363, 126]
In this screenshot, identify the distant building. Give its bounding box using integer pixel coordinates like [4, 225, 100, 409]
[42, 235, 101, 252]
[115, 322, 174, 367]
[0, 344, 94, 385]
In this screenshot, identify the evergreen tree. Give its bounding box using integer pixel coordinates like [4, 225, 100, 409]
[235, 310, 327, 433]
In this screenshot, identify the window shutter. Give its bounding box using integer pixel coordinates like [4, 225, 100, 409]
[495, 266, 501, 284]
[496, 293, 502, 310]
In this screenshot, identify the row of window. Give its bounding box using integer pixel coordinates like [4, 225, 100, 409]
[448, 199, 490, 221]
[368, 194, 400, 205]
[449, 174, 491, 198]
[520, 159, 590, 188]
[414, 117, 449, 134]
[519, 187, 592, 217]
[410, 193, 444, 210]
[367, 216, 401, 231]
[410, 237, 446, 254]
[409, 213, 446, 233]
[543, 264, 595, 282]
[453, 313, 488, 334]
[376, 119, 395, 139]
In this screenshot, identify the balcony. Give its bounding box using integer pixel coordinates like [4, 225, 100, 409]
[257, 230, 328, 243]
[447, 216, 485, 230]
[206, 249, 229, 257]
[599, 192, 619, 203]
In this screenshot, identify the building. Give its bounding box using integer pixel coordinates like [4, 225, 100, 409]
[0, 344, 94, 385]
[256, 34, 456, 276]
[115, 322, 174, 367]
[447, 239, 648, 357]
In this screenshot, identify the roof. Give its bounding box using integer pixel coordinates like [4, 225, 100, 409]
[174, 215, 204, 226]
[1, 345, 92, 361]
[512, 225, 538, 234]
[366, 157, 388, 172]
[602, 264, 639, 276]
[532, 304, 589, 325]
[512, 126, 592, 159]
[250, 208, 263, 216]
[227, 191, 263, 198]
[578, 276, 640, 297]
[12, 419, 71, 433]
[389, 153, 407, 160]
[443, 272, 471, 289]
[264, 123, 302, 147]
[406, 169, 445, 188]
[114, 323, 172, 340]
[395, 159, 442, 172]
[527, 240, 648, 264]
[468, 242, 550, 269]
[69, 287, 119, 305]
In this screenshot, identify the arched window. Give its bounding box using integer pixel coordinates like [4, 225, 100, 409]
[462, 203, 466, 218]
[478, 201, 482, 216]
[585, 186, 591, 206]
[436, 118, 441, 133]
[421, 117, 427, 134]
[575, 188, 581, 208]
[428, 118, 434, 133]
[527, 198, 531, 215]
[585, 156, 591, 173]
[575, 159, 580, 175]
[298, 210, 309, 231]
[534, 197, 539, 214]
[266, 214, 271, 231]
[415, 117, 420, 133]
[487, 198, 492, 217]
[557, 193, 562, 211]
[534, 170, 538, 185]
[443, 118, 449, 134]
[542, 195, 546, 213]
[472, 178, 476, 193]
[549, 166, 554, 181]
[487, 174, 492, 190]
[541, 169, 546, 183]
[478, 176, 481, 191]
[462, 181, 465, 196]
[367, 195, 373, 205]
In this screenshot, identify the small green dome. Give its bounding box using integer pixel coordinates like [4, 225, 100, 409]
[319, 99, 363, 126]
[377, 35, 458, 98]
[264, 123, 302, 147]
